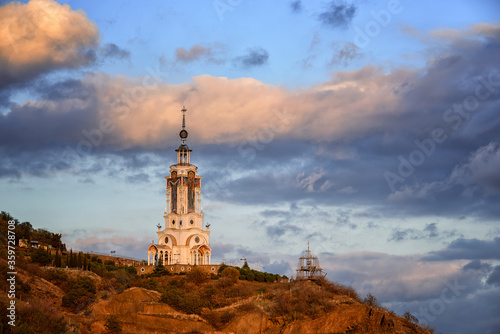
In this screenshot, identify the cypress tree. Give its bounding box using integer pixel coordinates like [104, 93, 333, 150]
[69, 249, 75, 267]
[87, 253, 91, 270]
[54, 250, 62, 267]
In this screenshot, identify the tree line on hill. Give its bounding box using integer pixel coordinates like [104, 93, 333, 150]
[0, 211, 65, 250]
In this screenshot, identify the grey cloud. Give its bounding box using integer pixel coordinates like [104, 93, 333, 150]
[388, 230, 408, 241]
[80, 177, 95, 184]
[71, 234, 152, 258]
[462, 260, 491, 272]
[210, 242, 235, 256]
[34, 78, 92, 101]
[266, 223, 302, 239]
[334, 209, 352, 227]
[424, 237, 500, 261]
[2, 23, 500, 227]
[0, 82, 100, 151]
[265, 260, 292, 276]
[387, 287, 500, 334]
[318, 1, 356, 29]
[486, 265, 500, 286]
[100, 43, 131, 60]
[0, 45, 96, 94]
[126, 173, 150, 184]
[423, 222, 438, 238]
[388, 223, 457, 242]
[290, 0, 302, 13]
[235, 246, 271, 266]
[260, 209, 289, 218]
[329, 42, 362, 66]
[233, 47, 269, 68]
[449, 142, 500, 195]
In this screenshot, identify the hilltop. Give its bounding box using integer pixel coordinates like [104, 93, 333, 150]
[0, 211, 436, 334]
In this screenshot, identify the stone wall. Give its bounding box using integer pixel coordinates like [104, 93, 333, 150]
[137, 264, 220, 275]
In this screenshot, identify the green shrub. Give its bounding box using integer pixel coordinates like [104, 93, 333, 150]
[186, 267, 210, 284]
[124, 266, 137, 275]
[254, 272, 265, 282]
[152, 264, 167, 276]
[265, 274, 276, 283]
[104, 260, 115, 266]
[217, 264, 228, 274]
[30, 247, 52, 265]
[61, 276, 96, 311]
[139, 277, 160, 291]
[220, 267, 240, 286]
[160, 286, 209, 315]
[105, 265, 117, 271]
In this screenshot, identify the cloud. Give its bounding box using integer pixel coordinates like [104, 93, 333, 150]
[318, 1, 357, 29]
[486, 265, 500, 286]
[329, 42, 362, 66]
[4, 23, 499, 151]
[100, 43, 130, 60]
[462, 260, 491, 272]
[265, 260, 292, 275]
[295, 168, 330, 192]
[176, 45, 211, 62]
[321, 251, 475, 302]
[210, 242, 235, 256]
[266, 223, 302, 239]
[290, 0, 302, 13]
[387, 223, 458, 242]
[0, 76, 100, 151]
[70, 233, 152, 258]
[126, 172, 149, 184]
[1, 22, 500, 225]
[233, 47, 269, 68]
[0, 0, 99, 89]
[175, 44, 226, 64]
[424, 237, 500, 261]
[449, 142, 500, 195]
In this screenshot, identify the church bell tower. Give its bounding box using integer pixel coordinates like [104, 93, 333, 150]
[147, 107, 212, 266]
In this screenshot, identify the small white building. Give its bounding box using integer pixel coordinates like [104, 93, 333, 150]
[147, 107, 212, 266]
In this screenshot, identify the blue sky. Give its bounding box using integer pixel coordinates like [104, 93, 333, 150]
[1, 1, 500, 332]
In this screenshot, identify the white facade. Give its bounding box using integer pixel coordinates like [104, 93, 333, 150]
[147, 107, 211, 266]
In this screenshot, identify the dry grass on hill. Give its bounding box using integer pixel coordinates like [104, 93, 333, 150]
[0, 254, 436, 334]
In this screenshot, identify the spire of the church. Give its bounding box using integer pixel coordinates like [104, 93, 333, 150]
[176, 106, 191, 165]
[179, 106, 188, 145]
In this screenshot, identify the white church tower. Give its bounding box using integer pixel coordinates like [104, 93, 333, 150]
[147, 107, 212, 266]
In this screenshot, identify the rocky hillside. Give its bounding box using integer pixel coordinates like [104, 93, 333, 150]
[0, 212, 434, 333]
[0, 257, 434, 334]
